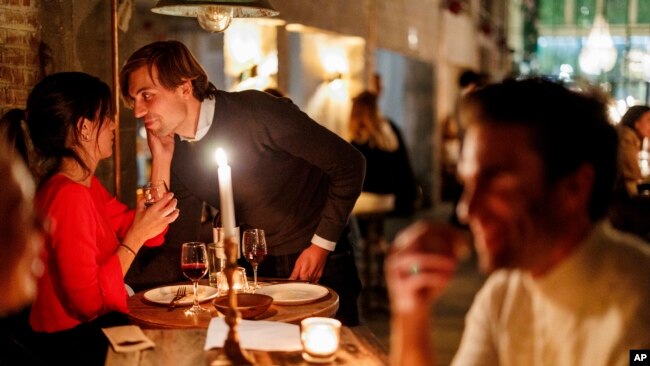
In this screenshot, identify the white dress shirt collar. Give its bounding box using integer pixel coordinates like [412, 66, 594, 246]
[179, 98, 215, 142]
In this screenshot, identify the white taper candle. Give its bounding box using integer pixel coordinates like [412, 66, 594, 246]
[215, 148, 236, 239]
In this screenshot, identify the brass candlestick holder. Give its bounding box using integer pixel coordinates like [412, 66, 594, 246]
[222, 236, 255, 365]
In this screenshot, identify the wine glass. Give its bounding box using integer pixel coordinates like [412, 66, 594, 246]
[142, 180, 168, 208]
[242, 229, 267, 290]
[180, 242, 209, 314]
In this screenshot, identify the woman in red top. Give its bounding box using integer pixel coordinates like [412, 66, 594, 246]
[1, 72, 179, 365]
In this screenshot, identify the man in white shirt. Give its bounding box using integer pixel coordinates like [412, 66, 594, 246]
[386, 78, 650, 365]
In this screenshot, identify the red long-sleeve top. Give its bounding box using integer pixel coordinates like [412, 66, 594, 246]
[30, 174, 164, 333]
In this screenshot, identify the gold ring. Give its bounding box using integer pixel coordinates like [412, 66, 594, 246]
[410, 263, 420, 276]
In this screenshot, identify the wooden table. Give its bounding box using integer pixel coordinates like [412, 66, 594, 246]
[105, 326, 388, 365]
[127, 280, 339, 328]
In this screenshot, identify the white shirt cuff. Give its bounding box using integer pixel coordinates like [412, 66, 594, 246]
[311, 235, 336, 251]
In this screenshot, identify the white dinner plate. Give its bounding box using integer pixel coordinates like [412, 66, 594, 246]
[143, 285, 219, 306]
[256, 283, 329, 305]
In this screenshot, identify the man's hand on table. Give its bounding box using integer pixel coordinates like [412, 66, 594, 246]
[289, 244, 329, 283]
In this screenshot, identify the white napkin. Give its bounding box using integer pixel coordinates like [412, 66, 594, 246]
[204, 318, 302, 352]
[102, 325, 155, 353]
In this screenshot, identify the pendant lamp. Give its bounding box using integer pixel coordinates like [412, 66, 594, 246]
[151, 0, 279, 33]
[578, 14, 618, 75]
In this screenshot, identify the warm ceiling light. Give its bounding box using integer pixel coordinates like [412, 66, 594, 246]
[578, 14, 618, 75]
[151, 0, 279, 33]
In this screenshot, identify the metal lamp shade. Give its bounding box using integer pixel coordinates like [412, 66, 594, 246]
[151, 0, 279, 18]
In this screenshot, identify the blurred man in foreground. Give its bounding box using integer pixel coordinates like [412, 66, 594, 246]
[386, 78, 650, 366]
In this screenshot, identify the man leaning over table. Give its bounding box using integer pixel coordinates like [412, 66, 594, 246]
[120, 40, 366, 326]
[386, 78, 650, 366]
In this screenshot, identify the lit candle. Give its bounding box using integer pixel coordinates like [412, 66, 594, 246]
[300, 317, 341, 363]
[215, 148, 236, 239]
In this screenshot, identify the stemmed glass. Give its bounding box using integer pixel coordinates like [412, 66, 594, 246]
[242, 229, 267, 290]
[142, 180, 168, 208]
[180, 242, 209, 314]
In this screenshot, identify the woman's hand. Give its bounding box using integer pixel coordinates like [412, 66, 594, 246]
[148, 131, 174, 189]
[124, 192, 179, 249]
[147, 130, 175, 162]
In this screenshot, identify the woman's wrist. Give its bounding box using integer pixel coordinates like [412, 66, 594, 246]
[119, 243, 137, 257]
[151, 155, 172, 170]
[122, 232, 144, 254]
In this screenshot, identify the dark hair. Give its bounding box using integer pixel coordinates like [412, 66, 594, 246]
[352, 90, 378, 111]
[460, 78, 618, 220]
[0, 72, 114, 182]
[459, 70, 488, 88]
[263, 88, 285, 98]
[349, 91, 377, 141]
[620, 105, 650, 130]
[120, 40, 217, 107]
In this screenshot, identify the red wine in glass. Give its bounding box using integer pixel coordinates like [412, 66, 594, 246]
[182, 262, 208, 281]
[242, 229, 267, 290]
[245, 250, 267, 266]
[180, 242, 209, 314]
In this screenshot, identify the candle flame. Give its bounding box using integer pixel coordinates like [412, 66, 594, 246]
[215, 148, 228, 166]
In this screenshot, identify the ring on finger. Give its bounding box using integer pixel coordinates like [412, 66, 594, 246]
[410, 263, 421, 276]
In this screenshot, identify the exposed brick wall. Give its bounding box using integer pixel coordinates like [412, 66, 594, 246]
[0, 0, 40, 116]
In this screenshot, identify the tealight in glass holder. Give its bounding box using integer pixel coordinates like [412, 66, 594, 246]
[217, 266, 249, 295]
[300, 317, 341, 363]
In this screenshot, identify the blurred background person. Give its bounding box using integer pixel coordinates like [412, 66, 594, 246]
[347, 90, 418, 312]
[348, 90, 417, 217]
[0, 72, 178, 365]
[615, 105, 650, 196]
[386, 78, 650, 366]
[0, 138, 44, 316]
[609, 105, 650, 241]
[441, 70, 489, 226]
[0, 109, 31, 165]
[0, 136, 46, 365]
[370, 73, 419, 208]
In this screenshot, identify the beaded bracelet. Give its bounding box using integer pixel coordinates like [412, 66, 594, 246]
[120, 243, 137, 257]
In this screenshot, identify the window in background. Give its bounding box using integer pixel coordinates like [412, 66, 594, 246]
[533, 0, 650, 107]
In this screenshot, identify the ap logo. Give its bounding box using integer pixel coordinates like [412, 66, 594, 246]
[631, 350, 650, 365]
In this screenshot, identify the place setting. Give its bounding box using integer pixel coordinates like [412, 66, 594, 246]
[141, 242, 220, 313]
[207, 227, 332, 318]
[142, 284, 219, 310]
[239, 228, 330, 305]
[255, 282, 330, 305]
[130, 237, 338, 328]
